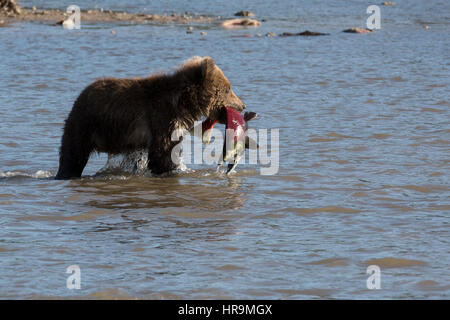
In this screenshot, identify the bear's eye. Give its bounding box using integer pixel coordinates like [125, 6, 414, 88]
[226, 86, 230, 93]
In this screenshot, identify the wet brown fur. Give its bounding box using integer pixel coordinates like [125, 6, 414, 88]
[55, 56, 246, 179]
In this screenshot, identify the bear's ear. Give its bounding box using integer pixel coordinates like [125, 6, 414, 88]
[201, 57, 215, 79]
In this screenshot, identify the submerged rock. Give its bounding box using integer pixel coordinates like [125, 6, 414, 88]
[280, 30, 329, 37]
[234, 10, 254, 17]
[343, 27, 373, 34]
[298, 30, 329, 36]
[229, 34, 252, 38]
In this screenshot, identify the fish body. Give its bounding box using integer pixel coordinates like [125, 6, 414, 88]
[189, 107, 258, 174]
[222, 107, 248, 174]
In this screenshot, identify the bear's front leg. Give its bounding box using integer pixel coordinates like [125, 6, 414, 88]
[147, 138, 179, 175]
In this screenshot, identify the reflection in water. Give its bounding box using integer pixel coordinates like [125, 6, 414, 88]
[66, 170, 248, 214]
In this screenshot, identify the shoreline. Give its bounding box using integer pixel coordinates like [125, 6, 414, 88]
[0, 7, 220, 26]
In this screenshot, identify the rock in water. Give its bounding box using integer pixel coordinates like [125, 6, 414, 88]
[279, 30, 329, 37]
[234, 10, 254, 17]
[297, 30, 329, 36]
[221, 18, 261, 28]
[0, 0, 21, 15]
[343, 27, 373, 34]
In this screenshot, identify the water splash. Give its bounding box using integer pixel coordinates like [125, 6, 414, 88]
[0, 170, 52, 179]
[98, 150, 149, 176]
[96, 149, 192, 177]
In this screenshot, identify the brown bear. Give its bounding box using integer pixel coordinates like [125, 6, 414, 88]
[55, 56, 246, 179]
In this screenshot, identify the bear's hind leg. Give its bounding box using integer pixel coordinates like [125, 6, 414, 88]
[55, 130, 93, 180]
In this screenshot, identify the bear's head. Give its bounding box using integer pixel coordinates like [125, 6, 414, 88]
[202, 57, 246, 114]
[181, 56, 246, 123]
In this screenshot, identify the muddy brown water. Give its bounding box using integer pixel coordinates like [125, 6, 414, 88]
[0, 0, 449, 298]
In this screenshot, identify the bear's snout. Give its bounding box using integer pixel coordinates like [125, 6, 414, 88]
[228, 89, 246, 111]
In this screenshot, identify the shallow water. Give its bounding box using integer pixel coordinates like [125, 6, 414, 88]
[0, 0, 449, 299]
